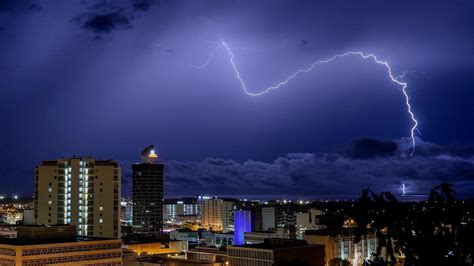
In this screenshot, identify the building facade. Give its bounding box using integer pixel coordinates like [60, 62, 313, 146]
[227, 238, 325, 266]
[0, 225, 122, 266]
[304, 230, 377, 266]
[296, 209, 327, 239]
[201, 198, 236, 232]
[132, 145, 164, 235]
[261, 207, 276, 231]
[35, 158, 121, 238]
[234, 210, 252, 245]
[164, 197, 199, 223]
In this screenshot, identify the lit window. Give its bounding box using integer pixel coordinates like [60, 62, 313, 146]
[99, 206, 103, 211]
[99, 219, 103, 223]
[48, 201, 52, 205]
[48, 188, 52, 193]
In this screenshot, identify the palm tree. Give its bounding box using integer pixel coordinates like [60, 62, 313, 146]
[355, 183, 472, 265]
[355, 188, 401, 265]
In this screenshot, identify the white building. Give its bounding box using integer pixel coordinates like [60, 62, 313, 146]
[296, 209, 327, 239]
[200, 197, 236, 232]
[305, 229, 377, 266]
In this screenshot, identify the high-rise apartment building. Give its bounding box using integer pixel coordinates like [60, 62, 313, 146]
[132, 145, 164, 235]
[201, 197, 236, 232]
[35, 158, 121, 238]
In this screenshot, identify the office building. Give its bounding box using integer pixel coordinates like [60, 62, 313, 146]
[261, 207, 276, 231]
[234, 210, 252, 245]
[276, 204, 297, 229]
[304, 229, 377, 266]
[205, 232, 234, 248]
[0, 225, 122, 266]
[296, 209, 326, 239]
[132, 145, 164, 235]
[244, 228, 290, 244]
[35, 157, 121, 238]
[227, 238, 325, 266]
[170, 229, 200, 243]
[164, 197, 199, 223]
[121, 198, 133, 225]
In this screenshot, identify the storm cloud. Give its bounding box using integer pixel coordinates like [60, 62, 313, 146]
[161, 138, 474, 197]
[73, 0, 164, 37]
[1, 1, 474, 197]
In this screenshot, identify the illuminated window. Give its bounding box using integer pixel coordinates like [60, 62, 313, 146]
[99, 219, 103, 223]
[48, 201, 52, 205]
[99, 206, 103, 211]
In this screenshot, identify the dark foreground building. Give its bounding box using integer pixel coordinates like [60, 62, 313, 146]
[227, 238, 325, 266]
[132, 145, 164, 235]
[0, 225, 122, 265]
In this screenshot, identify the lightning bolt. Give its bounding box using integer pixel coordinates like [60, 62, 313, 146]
[195, 39, 420, 156]
[401, 182, 407, 196]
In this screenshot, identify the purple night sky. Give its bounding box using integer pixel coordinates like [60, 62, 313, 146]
[1, 0, 474, 198]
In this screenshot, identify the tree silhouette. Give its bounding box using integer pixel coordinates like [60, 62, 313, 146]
[355, 183, 472, 265]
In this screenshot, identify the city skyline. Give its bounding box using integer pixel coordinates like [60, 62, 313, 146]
[1, 0, 474, 197]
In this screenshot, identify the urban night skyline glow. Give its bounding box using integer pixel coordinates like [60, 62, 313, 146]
[1, 0, 474, 198]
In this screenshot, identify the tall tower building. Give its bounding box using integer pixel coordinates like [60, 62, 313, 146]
[234, 210, 252, 245]
[35, 158, 121, 238]
[132, 145, 164, 235]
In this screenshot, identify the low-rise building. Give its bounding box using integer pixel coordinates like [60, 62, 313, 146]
[296, 209, 327, 239]
[123, 239, 188, 256]
[186, 246, 228, 265]
[244, 228, 289, 244]
[204, 232, 233, 248]
[304, 229, 377, 266]
[0, 225, 122, 266]
[170, 229, 200, 243]
[227, 238, 325, 266]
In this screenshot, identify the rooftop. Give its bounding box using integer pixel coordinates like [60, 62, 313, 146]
[0, 235, 116, 246]
[231, 238, 309, 250]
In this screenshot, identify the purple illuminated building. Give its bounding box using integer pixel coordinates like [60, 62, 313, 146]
[234, 210, 252, 245]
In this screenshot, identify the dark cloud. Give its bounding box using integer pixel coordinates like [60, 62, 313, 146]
[301, 39, 309, 48]
[346, 138, 398, 159]
[162, 138, 474, 197]
[0, 0, 41, 13]
[132, 0, 164, 12]
[80, 9, 132, 33]
[73, 0, 165, 36]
